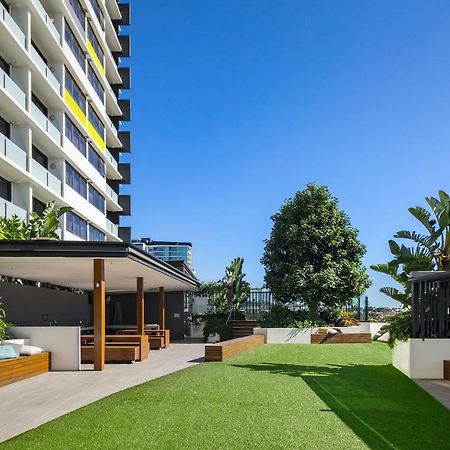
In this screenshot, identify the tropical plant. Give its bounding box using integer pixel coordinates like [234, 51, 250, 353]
[0, 302, 11, 340]
[202, 317, 232, 342]
[370, 190, 450, 306]
[377, 310, 412, 348]
[0, 201, 71, 240]
[224, 257, 250, 316]
[262, 183, 371, 317]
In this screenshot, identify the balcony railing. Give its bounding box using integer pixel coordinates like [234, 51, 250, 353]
[0, 3, 26, 48]
[106, 218, 118, 236]
[0, 197, 27, 221]
[31, 103, 61, 144]
[30, 46, 60, 93]
[31, 159, 62, 195]
[0, 131, 27, 170]
[105, 148, 118, 170]
[105, 183, 118, 203]
[0, 67, 26, 110]
[31, 0, 60, 42]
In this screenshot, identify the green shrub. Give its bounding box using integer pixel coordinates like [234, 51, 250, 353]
[377, 310, 411, 348]
[0, 302, 11, 340]
[203, 316, 232, 342]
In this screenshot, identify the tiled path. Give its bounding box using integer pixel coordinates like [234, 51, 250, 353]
[0, 341, 204, 443]
[415, 379, 450, 410]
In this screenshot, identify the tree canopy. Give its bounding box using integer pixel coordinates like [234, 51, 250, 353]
[261, 183, 371, 314]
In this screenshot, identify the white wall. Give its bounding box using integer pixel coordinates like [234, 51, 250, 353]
[393, 338, 450, 379]
[254, 327, 311, 344]
[10, 326, 81, 371]
[359, 322, 385, 337]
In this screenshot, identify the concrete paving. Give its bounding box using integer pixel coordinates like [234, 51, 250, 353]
[414, 379, 450, 410]
[0, 341, 205, 443]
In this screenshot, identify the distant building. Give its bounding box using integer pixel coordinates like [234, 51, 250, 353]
[133, 238, 193, 270]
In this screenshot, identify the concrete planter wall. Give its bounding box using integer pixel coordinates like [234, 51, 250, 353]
[393, 338, 450, 379]
[254, 327, 311, 344]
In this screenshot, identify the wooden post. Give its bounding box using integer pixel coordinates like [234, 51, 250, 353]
[137, 277, 144, 335]
[158, 286, 165, 330]
[93, 259, 105, 371]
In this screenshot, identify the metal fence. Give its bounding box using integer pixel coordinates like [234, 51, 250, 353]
[411, 272, 450, 339]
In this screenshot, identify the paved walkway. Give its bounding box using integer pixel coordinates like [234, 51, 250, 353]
[0, 341, 204, 443]
[415, 379, 450, 410]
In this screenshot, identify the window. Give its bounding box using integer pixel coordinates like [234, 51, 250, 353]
[64, 22, 84, 70]
[32, 197, 46, 215]
[87, 24, 104, 66]
[88, 185, 105, 212]
[65, 163, 87, 198]
[31, 40, 47, 64]
[0, 115, 10, 138]
[89, 224, 105, 241]
[88, 145, 106, 176]
[0, 175, 11, 201]
[0, 53, 9, 75]
[65, 115, 86, 156]
[66, 211, 87, 239]
[68, 0, 85, 31]
[88, 105, 104, 138]
[65, 69, 86, 113]
[0, 0, 9, 12]
[90, 0, 104, 30]
[32, 93, 48, 116]
[32, 146, 48, 169]
[87, 64, 104, 103]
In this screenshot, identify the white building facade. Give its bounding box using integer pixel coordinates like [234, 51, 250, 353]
[0, 0, 131, 241]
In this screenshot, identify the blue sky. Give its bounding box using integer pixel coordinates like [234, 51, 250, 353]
[123, 1, 450, 306]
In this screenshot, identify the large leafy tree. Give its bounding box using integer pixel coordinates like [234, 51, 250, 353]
[261, 183, 371, 316]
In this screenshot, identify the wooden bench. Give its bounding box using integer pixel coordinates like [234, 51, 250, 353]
[81, 335, 149, 361]
[121, 329, 170, 349]
[205, 335, 264, 362]
[81, 345, 139, 363]
[0, 352, 51, 387]
[311, 332, 372, 344]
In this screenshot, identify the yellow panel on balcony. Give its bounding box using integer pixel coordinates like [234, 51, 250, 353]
[64, 89, 87, 128]
[88, 121, 106, 153]
[87, 40, 105, 77]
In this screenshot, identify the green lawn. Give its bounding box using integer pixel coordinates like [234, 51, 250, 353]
[3, 343, 450, 450]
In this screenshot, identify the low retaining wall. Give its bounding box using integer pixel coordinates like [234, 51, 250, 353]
[254, 327, 311, 344]
[205, 335, 264, 361]
[393, 338, 450, 379]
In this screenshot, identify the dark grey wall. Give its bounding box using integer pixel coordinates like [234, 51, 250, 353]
[108, 291, 185, 340]
[0, 282, 90, 326]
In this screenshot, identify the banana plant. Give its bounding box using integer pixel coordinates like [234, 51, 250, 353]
[371, 190, 450, 306]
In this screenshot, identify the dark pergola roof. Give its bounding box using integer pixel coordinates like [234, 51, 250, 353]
[0, 240, 200, 292]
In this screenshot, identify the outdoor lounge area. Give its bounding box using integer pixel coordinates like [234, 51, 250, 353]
[0, 240, 199, 377]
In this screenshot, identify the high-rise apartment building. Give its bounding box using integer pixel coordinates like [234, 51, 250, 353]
[133, 238, 194, 270]
[0, 0, 131, 242]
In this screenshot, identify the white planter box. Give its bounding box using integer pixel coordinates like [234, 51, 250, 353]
[358, 322, 385, 337]
[254, 327, 311, 344]
[393, 338, 450, 379]
[189, 323, 205, 339]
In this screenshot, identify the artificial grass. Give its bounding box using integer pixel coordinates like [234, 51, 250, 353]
[3, 343, 450, 449]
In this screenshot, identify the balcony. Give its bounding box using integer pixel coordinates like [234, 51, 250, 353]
[105, 183, 118, 203]
[31, 0, 60, 42]
[0, 197, 27, 221]
[0, 2, 26, 48]
[0, 132, 27, 170]
[30, 46, 60, 93]
[0, 67, 26, 110]
[31, 160, 62, 196]
[106, 217, 118, 236]
[105, 148, 118, 171]
[31, 103, 61, 144]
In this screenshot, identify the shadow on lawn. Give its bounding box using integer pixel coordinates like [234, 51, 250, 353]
[231, 361, 450, 450]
